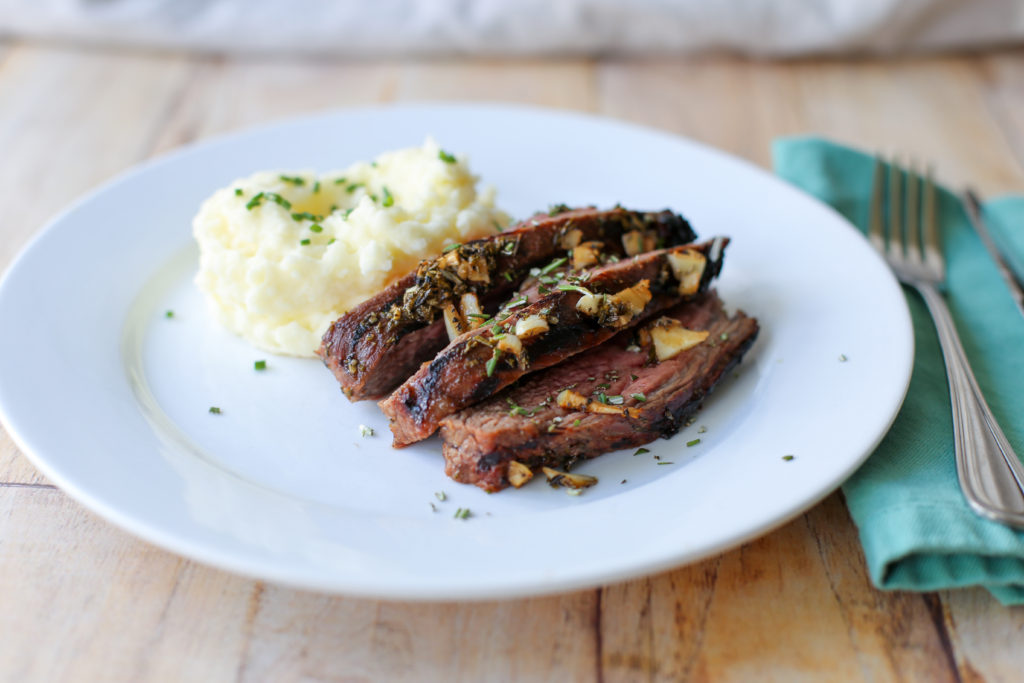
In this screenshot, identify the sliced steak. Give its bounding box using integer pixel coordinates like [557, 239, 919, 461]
[379, 239, 727, 446]
[319, 206, 696, 400]
[439, 290, 759, 492]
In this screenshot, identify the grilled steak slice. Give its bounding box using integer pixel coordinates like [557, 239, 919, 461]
[319, 206, 696, 400]
[379, 239, 727, 446]
[440, 290, 759, 492]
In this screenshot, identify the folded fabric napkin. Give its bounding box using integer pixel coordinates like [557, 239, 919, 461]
[773, 137, 1024, 605]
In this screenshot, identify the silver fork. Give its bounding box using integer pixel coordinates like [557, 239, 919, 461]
[870, 159, 1024, 528]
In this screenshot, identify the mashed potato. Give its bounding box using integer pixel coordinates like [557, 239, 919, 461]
[193, 139, 508, 356]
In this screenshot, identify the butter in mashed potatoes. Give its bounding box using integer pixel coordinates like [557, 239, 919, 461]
[193, 139, 508, 357]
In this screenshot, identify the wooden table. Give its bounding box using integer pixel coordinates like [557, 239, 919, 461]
[2, 41, 1023, 681]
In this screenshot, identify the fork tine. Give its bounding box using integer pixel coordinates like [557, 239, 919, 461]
[922, 165, 943, 277]
[869, 158, 885, 252]
[905, 162, 922, 266]
[888, 158, 902, 257]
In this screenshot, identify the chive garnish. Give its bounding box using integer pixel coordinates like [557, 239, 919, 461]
[502, 271, 514, 281]
[234, 188, 243, 196]
[606, 395, 624, 405]
[369, 194, 378, 202]
[359, 424, 374, 437]
[505, 296, 527, 309]
[634, 448, 649, 456]
[438, 149, 457, 164]
[165, 310, 174, 319]
[334, 177, 347, 184]
[435, 491, 447, 502]
[572, 419, 581, 427]
[346, 183, 363, 193]
[657, 461, 675, 466]
[291, 211, 322, 222]
[342, 208, 354, 219]
[279, 175, 305, 186]
[327, 238, 336, 245]
[631, 393, 646, 402]
[442, 243, 461, 253]
[300, 239, 311, 245]
[381, 186, 394, 207]
[783, 454, 795, 461]
[245, 192, 265, 210]
[686, 438, 701, 447]
[208, 406, 222, 414]
[310, 224, 323, 233]
[313, 179, 321, 194]
[540, 257, 568, 275]
[454, 507, 471, 519]
[254, 360, 267, 371]
[485, 348, 501, 377]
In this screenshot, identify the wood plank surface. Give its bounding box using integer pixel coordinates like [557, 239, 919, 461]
[1, 41, 1023, 682]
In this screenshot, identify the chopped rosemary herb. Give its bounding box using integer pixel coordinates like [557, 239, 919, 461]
[253, 360, 267, 371]
[557, 284, 593, 296]
[309, 224, 323, 233]
[435, 491, 447, 502]
[381, 186, 394, 207]
[540, 257, 567, 275]
[783, 454, 795, 461]
[279, 175, 305, 186]
[442, 243, 461, 253]
[485, 348, 501, 377]
[631, 393, 646, 402]
[438, 149, 457, 164]
[300, 239, 311, 245]
[208, 406, 222, 414]
[686, 438, 701, 447]
[634, 448, 650, 456]
[505, 296, 528, 309]
[164, 310, 174, 319]
[234, 188, 243, 196]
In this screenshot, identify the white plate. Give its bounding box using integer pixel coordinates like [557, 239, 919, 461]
[0, 104, 912, 600]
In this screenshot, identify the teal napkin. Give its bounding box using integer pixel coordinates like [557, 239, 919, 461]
[773, 137, 1024, 605]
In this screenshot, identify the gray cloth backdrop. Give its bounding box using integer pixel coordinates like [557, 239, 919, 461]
[1, 0, 1022, 56]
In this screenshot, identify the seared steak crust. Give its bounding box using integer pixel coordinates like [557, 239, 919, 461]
[439, 291, 759, 492]
[379, 240, 726, 446]
[318, 206, 696, 400]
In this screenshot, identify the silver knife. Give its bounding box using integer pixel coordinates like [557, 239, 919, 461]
[962, 189, 1024, 319]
